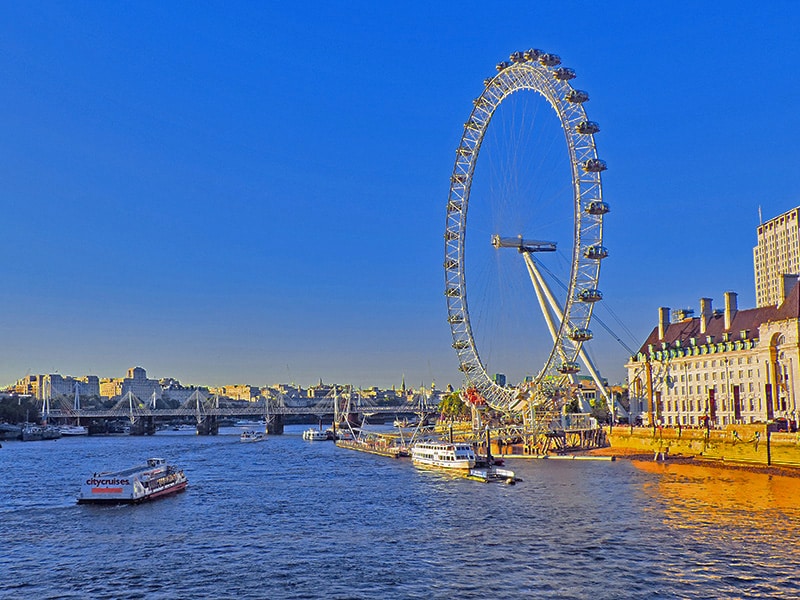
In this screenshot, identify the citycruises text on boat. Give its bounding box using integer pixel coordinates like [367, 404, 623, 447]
[77, 458, 187, 504]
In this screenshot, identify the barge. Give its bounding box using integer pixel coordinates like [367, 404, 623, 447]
[336, 438, 406, 458]
[77, 458, 187, 504]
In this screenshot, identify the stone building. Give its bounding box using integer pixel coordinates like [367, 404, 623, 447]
[119, 367, 162, 402]
[626, 288, 800, 428]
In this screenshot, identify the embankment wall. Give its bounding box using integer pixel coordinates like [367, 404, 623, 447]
[605, 424, 800, 468]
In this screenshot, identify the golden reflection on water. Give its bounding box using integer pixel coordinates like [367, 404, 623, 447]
[634, 460, 800, 547]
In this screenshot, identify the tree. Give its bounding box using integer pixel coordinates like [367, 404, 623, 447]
[0, 397, 40, 424]
[438, 391, 470, 419]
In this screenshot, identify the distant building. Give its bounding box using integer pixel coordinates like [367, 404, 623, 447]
[120, 367, 162, 402]
[208, 384, 258, 401]
[76, 376, 100, 398]
[754, 206, 800, 308]
[492, 373, 507, 387]
[626, 288, 800, 428]
[13, 374, 41, 397]
[100, 378, 124, 399]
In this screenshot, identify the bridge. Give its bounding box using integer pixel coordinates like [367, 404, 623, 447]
[42, 389, 436, 435]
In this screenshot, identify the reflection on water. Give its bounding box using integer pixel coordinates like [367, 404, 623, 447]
[634, 460, 800, 598]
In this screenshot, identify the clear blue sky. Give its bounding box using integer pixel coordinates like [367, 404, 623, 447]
[2, 1, 799, 389]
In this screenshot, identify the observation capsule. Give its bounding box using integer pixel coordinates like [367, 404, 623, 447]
[452, 340, 469, 350]
[464, 120, 481, 131]
[451, 173, 468, 183]
[456, 146, 472, 157]
[448, 314, 465, 324]
[484, 77, 494, 87]
[569, 328, 594, 342]
[582, 158, 607, 173]
[495, 61, 511, 71]
[553, 67, 576, 81]
[444, 229, 459, 240]
[459, 362, 477, 372]
[523, 48, 544, 61]
[539, 53, 561, 67]
[585, 201, 610, 215]
[444, 259, 459, 270]
[445, 287, 460, 298]
[557, 362, 581, 374]
[509, 51, 526, 63]
[447, 200, 463, 212]
[565, 89, 589, 103]
[578, 288, 603, 303]
[583, 244, 609, 260]
[575, 121, 600, 135]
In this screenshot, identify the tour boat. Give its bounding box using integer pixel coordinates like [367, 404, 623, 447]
[240, 430, 266, 443]
[77, 458, 188, 504]
[411, 440, 477, 471]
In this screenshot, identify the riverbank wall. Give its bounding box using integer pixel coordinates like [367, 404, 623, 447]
[605, 424, 800, 468]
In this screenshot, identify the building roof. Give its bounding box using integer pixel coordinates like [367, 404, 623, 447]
[637, 282, 800, 354]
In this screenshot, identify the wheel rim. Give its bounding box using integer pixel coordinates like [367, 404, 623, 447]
[444, 50, 607, 413]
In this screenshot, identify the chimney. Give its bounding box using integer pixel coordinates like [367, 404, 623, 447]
[700, 297, 712, 334]
[658, 307, 670, 341]
[724, 291, 738, 330]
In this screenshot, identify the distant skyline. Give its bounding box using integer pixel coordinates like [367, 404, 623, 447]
[2, 2, 800, 389]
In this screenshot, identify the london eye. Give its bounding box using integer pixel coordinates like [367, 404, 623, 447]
[444, 49, 609, 419]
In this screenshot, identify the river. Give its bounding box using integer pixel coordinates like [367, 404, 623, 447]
[1, 425, 798, 599]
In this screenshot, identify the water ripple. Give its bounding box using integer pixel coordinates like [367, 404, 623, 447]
[1, 429, 799, 598]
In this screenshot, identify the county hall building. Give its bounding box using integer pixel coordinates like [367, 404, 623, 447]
[626, 206, 800, 428]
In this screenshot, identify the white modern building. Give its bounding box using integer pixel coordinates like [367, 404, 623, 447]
[754, 206, 800, 308]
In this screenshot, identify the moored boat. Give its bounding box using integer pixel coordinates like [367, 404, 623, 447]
[77, 458, 188, 504]
[0, 423, 22, 440]
[411, 440, 477, 471]
[21, 424, 43, 442]
[42, 425, 62, 440]
[59, 425, 89, 436]
[467, 466, 519, 484]
[22, 423, 61, 441]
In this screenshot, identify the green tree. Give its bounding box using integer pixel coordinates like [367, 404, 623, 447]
[0, 397, 40, 424]
[438, 391, 470, 419]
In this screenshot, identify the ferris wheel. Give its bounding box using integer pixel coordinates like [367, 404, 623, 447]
[444, 49, 609, 414]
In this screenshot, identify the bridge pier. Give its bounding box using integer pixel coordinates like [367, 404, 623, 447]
[130, 416, 156, 436]
[196, 416, 219, 435]
[268, 414, 284, 435]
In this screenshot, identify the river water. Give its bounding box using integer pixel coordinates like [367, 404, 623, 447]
[1, 425, 799, 599]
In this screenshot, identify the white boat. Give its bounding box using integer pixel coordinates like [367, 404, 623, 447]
[302, 428, 330, 441]
[411, 441, 477, 471]
[77, 458, 188, 504]
[59, 425, 89, 436]
[240, 430, 266, 443]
